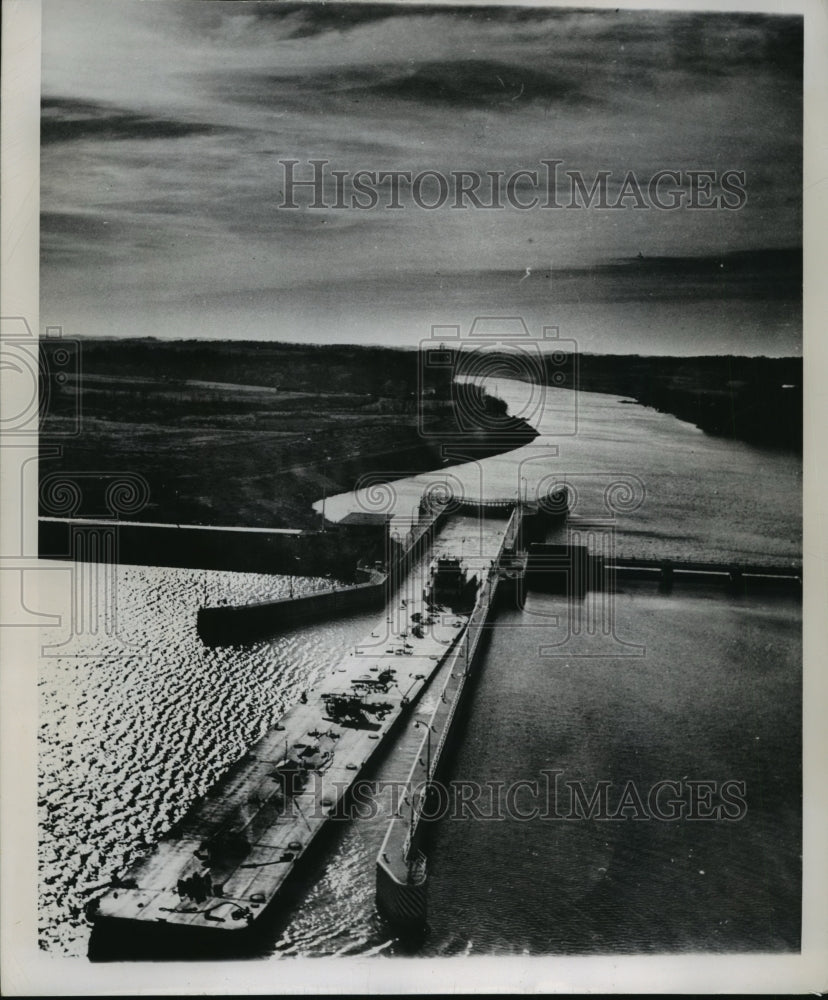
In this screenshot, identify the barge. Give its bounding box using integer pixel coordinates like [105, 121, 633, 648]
[88, 502, 533, 955]
[88, 558, 480, 955]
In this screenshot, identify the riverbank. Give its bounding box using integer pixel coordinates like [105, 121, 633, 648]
[39, 338, 537, 532]
[561, 353, 802, 451]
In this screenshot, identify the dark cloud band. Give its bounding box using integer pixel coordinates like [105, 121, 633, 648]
[41, 97, 222, 144]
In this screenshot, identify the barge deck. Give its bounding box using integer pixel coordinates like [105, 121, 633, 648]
[90, 515, 512, 949]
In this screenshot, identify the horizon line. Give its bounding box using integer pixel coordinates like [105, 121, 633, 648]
[60, 333, 802, 360]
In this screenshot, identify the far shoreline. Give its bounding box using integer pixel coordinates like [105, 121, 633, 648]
[38, 338, 801, 540]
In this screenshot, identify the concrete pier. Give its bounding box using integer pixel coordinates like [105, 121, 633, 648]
[375, 506, 522, 933]
[196, 505, 449, 644]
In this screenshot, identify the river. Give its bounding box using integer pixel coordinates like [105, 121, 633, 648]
[38, 380, 801, 956]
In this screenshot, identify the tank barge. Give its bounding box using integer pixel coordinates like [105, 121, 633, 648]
[89, 558, 480, 956]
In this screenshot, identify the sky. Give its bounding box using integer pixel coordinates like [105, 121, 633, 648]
[40, 1, 803, 354]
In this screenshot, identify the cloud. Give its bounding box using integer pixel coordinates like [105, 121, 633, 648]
[249, 1, 418, 39]
[40, 210, 126, 266]
[219, 246, 802, 307]
[499, 246, 804, 304]
[363, 59, 590, 108]
[228, 58, 594, 118]
[41, 97, 224, 144]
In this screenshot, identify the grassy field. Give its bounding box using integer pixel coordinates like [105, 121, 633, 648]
[39, 339, 536, 528]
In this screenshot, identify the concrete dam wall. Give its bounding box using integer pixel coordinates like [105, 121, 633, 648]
[38, 516, 387, 579]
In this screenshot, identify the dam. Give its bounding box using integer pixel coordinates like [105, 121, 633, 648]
[84, 486, 801, 955]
